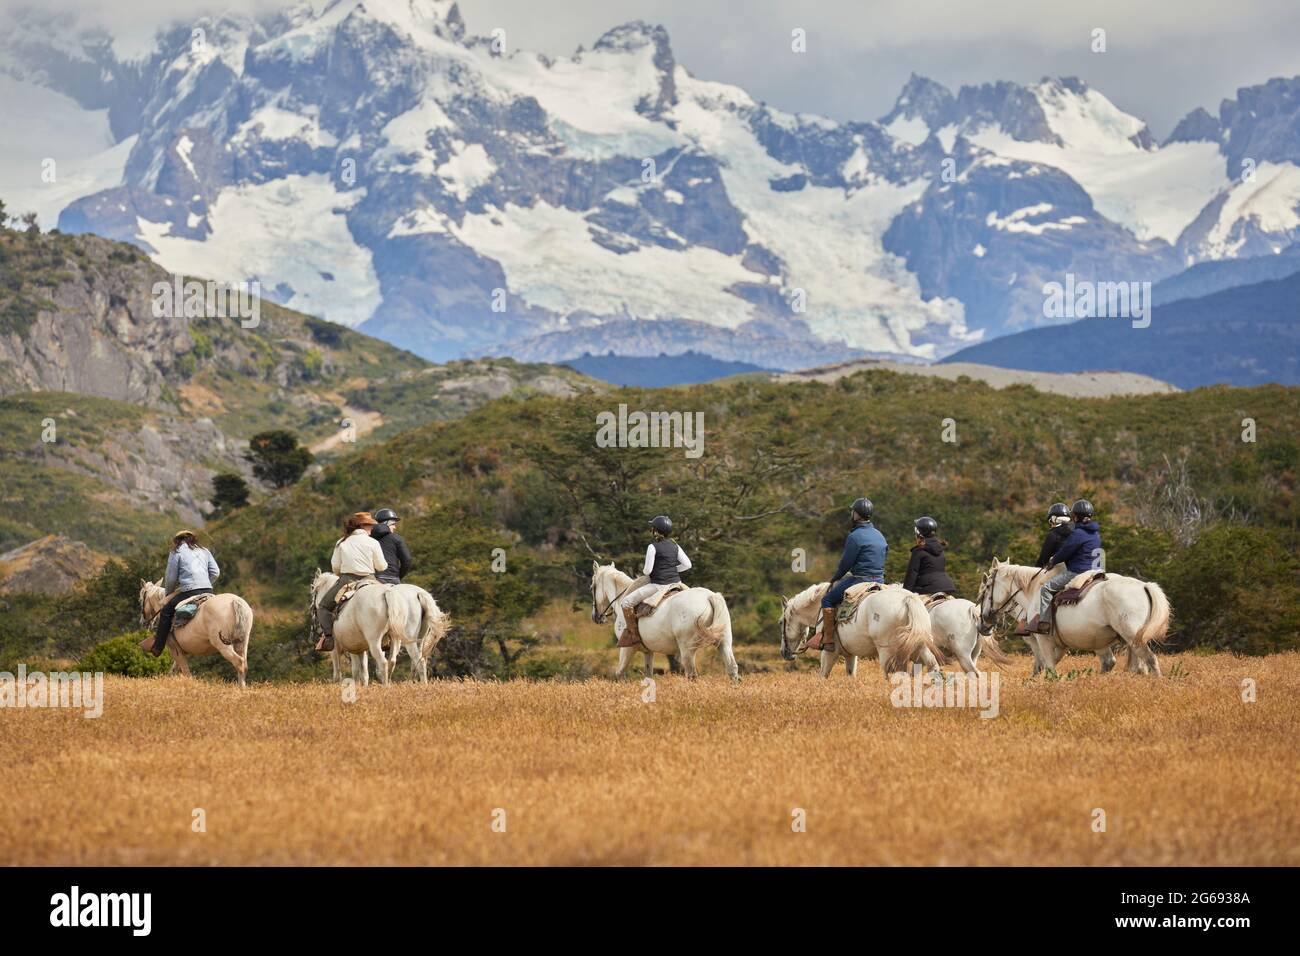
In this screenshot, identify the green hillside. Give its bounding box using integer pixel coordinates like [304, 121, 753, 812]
[8, 368, 1295, 675]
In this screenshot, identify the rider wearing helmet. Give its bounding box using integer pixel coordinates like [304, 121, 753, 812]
[809, 497, 887, 652]
[1023, 499, 1102, 634]
[1035, 502, 1073, 569]
[618, 515, 692, 648]
[903, 516, 956, 595]
[371, 507, 412, 585]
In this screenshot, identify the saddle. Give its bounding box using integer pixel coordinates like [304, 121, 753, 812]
[334, 578, 384, 611]
[837, 581, 887, 623]
[921, 592, 953, 609]
[634, 582, 687, 619]
[1053, 571, 1107, 608]
[172, 593, 212, 630]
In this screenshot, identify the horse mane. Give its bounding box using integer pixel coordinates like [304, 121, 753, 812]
[789, 581, 829, 611]
[999, 561, 1044, 593]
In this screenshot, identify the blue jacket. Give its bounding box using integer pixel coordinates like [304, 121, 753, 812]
[1050, 520, 1102, 574]
[832, 521, 887, 582]
[165, 543, 220, 592]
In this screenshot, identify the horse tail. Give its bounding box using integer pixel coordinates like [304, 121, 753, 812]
[1133, 581, 1171, 647]
[971, 603, 1012, 665]
[218, 597, 253, 650]
[694, 591, 729, 647]
[886, 592, 944, 672]
[384, 587, 409, 646]
[416, 589, 450, 657]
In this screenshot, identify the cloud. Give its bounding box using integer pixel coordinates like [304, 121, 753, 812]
[3, 0, 1297, 134]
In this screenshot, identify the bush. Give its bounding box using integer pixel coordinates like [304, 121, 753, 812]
[79, 632, 172, 677]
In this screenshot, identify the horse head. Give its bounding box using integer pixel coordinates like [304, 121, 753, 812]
[778, 595, 799, 661]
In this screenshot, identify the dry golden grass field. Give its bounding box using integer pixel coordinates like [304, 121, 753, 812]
[3, 651, 1298, 866]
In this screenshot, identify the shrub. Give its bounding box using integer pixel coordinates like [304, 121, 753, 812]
[79, 632, 172, 677]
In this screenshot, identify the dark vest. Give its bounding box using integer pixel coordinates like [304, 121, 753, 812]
[649, 539, 682, 584]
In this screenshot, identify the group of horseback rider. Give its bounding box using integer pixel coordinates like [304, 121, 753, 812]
[146, 509, 413, 655]
[148, 495, 1098, 656]
[313, 508, 412, 650]
[612, 495, 1100, 650]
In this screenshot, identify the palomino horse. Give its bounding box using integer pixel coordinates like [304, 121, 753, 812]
[976, 558, 1169, 676]
[138, 581, 253, 687]
[778, 582, 943, 677]
[924, 594, 1012, 674]
[589, 562, 739, 681]
[309, 571, 407, 686]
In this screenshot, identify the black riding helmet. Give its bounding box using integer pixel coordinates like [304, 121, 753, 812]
[1071, 499, 1095, 521]
[649, 515, 673, 535]
[374, 508, 399, 523]
[851, 497, 873, 521]
[914, 516, 938, 538]
[1047, 502, 1070, 520]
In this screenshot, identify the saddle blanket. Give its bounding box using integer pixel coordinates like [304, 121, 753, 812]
[634, 582, 687, 618]
[921, 592, 954, 609]
[336, 578, 386, 606]
[173, 593, 212, 630]
[1054, 571, 1107, 607]
[837, 581, 887, 623]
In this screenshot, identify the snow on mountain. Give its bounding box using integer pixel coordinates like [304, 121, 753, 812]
[965, 80, 1225, 244]
[0, 73, 135, 228]
[1, 2, 1298, 367]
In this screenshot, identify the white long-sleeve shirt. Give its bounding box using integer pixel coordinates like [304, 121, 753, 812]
[331, 528, 388, 576]
[643, 543, 691, 576]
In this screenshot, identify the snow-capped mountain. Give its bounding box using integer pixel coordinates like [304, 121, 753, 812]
[1, 1, 1298, 366]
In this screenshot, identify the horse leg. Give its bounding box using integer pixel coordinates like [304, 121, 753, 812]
[211, 637, 247, 688]
[843, 653, 857, 678]
[1099, 645, 1117, 673]
[404, 640, 426, 682]
[369, 638, 390, 686]
[613, 645, 635, 679]
[350, 652, 368, 687]
[918, 646, 943, 681]
[718, 639, 740, 683]
[875, 647, 891, 674]
[676, 639, 698, 679]
[955, 645, 979, 675]
[818, 648, 836, 679]
[642, 650, 654, 676]
[168, 639, 192, 677]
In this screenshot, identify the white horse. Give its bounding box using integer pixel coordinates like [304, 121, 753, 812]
[924, 595, 1012, 674]
[778, 582, 943, 677]
[589, 562, 739, 681]
[138, 581, 253, 687]
[383, 582, 450, 680]
[976, 558, 1169, 676]
[309, 571, 407, 686]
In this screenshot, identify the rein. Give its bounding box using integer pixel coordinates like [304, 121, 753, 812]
[983, 565, 1038, 621]
[593, 577, 636, 624]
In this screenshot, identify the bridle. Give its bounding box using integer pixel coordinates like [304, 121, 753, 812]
[591, 573, 634, 624]
[979, 565, 1024, 628]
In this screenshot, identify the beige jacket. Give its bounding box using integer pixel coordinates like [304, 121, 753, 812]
[331, 528, 388, 576]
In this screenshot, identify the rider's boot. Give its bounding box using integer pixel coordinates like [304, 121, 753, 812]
[808, 607, 837, 652]
[315, 609, 335, 652]
[617, 609, 642, 648]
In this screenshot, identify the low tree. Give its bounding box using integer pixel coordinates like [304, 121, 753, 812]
[245, 430, 313, 488]
[210, 472, 251, 516]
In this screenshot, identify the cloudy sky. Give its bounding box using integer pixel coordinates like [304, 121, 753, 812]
[6, 0, 1300, 136]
